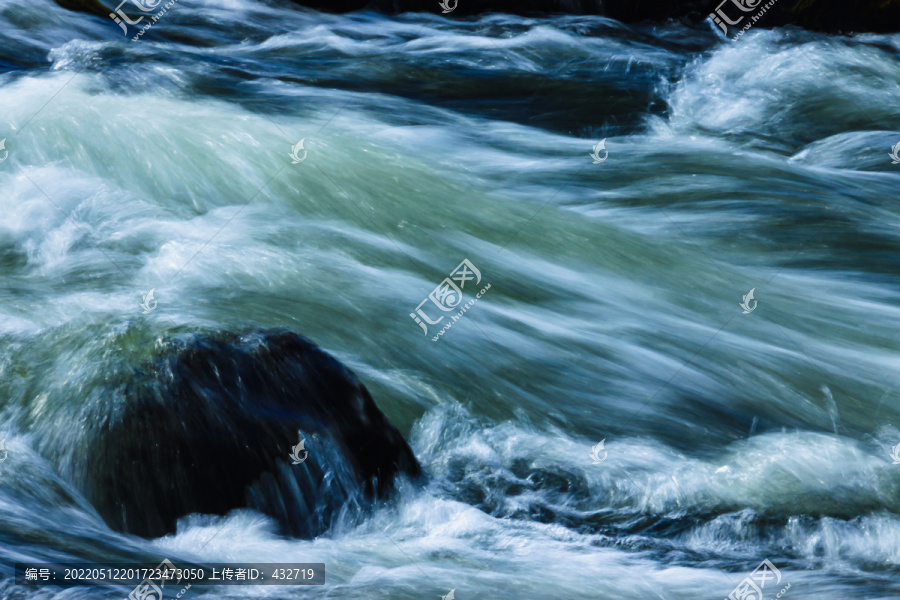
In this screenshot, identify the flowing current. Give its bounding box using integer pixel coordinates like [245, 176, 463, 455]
[1, 0, 900, 597]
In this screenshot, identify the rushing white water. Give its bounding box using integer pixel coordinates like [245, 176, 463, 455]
[1, 0, 900, 597]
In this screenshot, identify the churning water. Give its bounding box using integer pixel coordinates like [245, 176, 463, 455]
[1, 0, 900, 597]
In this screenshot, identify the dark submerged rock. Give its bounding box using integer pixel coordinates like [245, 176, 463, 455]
[54, 0, 111, 19]
[364, 0, 900, 34]
[76, 330, 420, 539]
[56, 0, 899, 34]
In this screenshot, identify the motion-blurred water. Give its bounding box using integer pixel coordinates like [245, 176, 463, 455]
[2, 0, 900, 597]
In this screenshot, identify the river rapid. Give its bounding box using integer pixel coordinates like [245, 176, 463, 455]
[1, 0, 900, 598]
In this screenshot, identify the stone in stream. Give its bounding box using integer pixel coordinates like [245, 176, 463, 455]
[73, 330, 421, 539]
[54, 0, 900, 35]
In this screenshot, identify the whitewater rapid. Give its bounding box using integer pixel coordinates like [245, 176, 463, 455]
[1, 0, 900, 598]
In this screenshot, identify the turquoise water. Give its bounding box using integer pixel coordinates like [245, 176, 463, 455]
[1, 1, 900, 597]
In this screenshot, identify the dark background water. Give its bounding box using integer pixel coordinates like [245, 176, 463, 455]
[1, 0, 900, 597]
